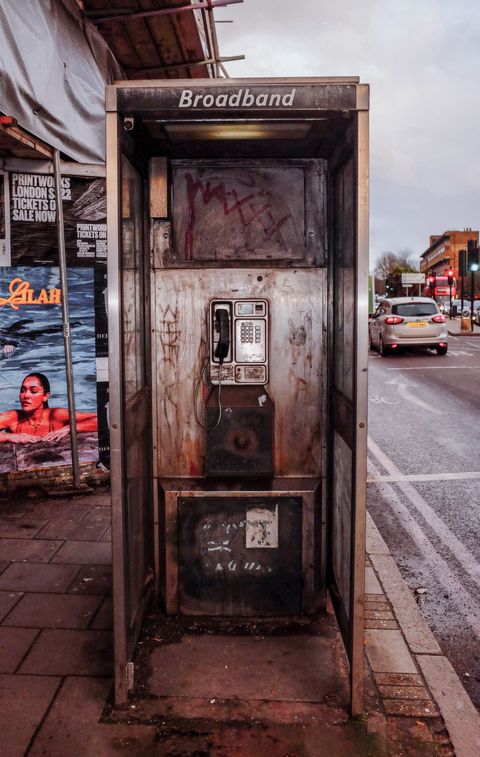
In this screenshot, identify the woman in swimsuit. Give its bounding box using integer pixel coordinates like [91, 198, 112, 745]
[0, 372, 97, 444]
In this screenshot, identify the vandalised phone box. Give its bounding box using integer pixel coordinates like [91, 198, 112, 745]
[210, 299, 268, 385]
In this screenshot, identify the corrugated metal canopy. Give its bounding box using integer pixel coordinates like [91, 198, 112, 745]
[80, 0, 241, 79]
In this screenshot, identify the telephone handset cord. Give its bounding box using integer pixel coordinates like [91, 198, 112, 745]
[193, 356, 223, 431]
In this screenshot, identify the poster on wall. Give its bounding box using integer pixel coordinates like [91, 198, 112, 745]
[0, 266, 101, 473]
[9, 172, 107, 266]
[0, 172, 11, 266]
[0, 171, 110, 474]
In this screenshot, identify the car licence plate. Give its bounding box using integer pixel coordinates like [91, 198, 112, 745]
[407, 322, 427, 328]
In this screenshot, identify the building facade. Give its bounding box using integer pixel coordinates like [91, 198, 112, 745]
[420, 228, 479, 278]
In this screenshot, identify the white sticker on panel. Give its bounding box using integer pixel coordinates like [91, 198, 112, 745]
[246, 505, 278, 548]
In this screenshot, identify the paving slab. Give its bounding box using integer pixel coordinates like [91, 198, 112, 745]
[29, 676, 161, 757]
[52, 540, 112, 565]
[35, 513, 93, 540]
[28, 502, 91, 519]
[0, 537, 63, 563]
[0, 562, 80, 593]
[365, 629, 418, 674]
[0, 626, 39, 672]
[30, 677, 369, 757]
[19, 628, 113, 676]
[67, 565, 112, 595]
[370, 552, 441, 655]
[364, 565, 383, 594]
[0, 589, 22, 621]
[32, 499, 91, 520]
[0, 673, 61, 757]
[2, 592, 102, 629]
[62, 510, 111, 541]
[0, 500, 35, 519]
[366, 512, 390, 555]
[90, 596, 113, 630]
[65, 493, 110, 508]
[417, 654, 480, 757]
[0, 516, 48, 538]
[0, 561, 9, 575]
[148, 633, 349, 703]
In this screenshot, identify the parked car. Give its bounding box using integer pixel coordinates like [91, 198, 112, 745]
[441, 299, 472, 317]
[369, 297, 448, 356]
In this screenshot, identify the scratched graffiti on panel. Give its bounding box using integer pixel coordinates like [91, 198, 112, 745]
[159, 304, 181, 367]
[173, 165, 306, 262]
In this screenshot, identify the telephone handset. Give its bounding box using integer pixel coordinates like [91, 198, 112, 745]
[214, 307, 230, 365]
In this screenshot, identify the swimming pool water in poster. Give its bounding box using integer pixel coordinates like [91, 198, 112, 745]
[0, 266, 98, 471]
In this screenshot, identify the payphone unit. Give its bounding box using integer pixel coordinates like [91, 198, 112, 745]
[210, 299, 269, 385]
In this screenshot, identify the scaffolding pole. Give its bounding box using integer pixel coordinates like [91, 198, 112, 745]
[53, 150, 81, 488]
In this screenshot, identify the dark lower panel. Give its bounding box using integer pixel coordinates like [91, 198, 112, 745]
[178, 496, 302, 616]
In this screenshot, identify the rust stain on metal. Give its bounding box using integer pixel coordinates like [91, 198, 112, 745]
[154, 269, 324, 477]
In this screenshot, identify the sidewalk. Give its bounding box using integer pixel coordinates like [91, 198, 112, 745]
[447, 316, 480, 336]
[0, 488, 479, 755]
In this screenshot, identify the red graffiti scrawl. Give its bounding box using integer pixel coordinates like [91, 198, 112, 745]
[184, 172, 291, 260]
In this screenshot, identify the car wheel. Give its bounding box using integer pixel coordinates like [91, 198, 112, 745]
[379, 337, 389, 357]
[436, 345, 448, 355]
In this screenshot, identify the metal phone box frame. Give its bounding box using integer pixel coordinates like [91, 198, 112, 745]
[106, 77, 369, 713]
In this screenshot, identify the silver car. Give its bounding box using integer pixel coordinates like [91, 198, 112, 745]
[369, 297, 448, 356]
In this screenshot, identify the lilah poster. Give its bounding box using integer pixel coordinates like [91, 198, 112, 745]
[0, 266, 100, 472]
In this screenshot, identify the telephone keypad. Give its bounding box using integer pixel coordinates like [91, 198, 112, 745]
[240, 322, 255, 343]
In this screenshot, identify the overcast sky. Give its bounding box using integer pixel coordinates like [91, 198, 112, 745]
[215, 0, 480, 268]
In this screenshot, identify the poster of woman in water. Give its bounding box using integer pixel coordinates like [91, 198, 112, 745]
[0, 171, 109, 474]
[0, 266, 101, 473]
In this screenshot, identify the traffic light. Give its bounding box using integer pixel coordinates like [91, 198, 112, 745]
[447, 269, 454, 286]
[459, 249, 466, 277]
[428, 274, 436, 293]
[467, 239, 479, 272]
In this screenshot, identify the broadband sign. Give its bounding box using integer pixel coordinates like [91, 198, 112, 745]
[178, 88, 297, 109]
[115, 82, 358, 116]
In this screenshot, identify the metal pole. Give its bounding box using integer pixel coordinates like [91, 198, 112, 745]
[53, 150, 81, 488]
[449, 282, 452, 319]
[470, 270, 475, 330]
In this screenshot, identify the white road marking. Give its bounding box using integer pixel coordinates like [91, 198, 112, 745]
[448, 350, 475, 357]
[386, 366, 480, 370]
[368, 437, 480, 585]
[370, 394, 399, 405]
[368, 470, 480, 483]
[385, 374, 442, 414]
[368, 456, 480, 642]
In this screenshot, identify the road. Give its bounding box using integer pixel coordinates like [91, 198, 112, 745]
[367, 329, 480, 710]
